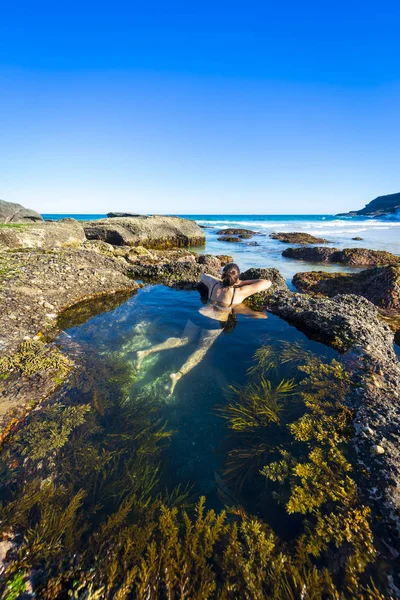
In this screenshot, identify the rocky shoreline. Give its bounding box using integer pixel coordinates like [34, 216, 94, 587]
[0, 204, 399, 575]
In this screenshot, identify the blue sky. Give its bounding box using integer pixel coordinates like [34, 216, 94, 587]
[1, 0, 399, 214]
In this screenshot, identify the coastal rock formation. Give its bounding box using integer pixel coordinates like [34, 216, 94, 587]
[338, 191, 400, 217]
[216, 228, 255, 236]
[293, 266, 400, 310]
[270, 232, 330, 244]
[84, 216, 205, 249]
[240, 267, 288, 310]
[217, 236, 242, 243]
[128, 251, 221, 289]
[0, 220, 86, 250]
[283, 246, 400, 266]
[0, 199, 43, 223]
[267, 290, 400, 547]
[216, 254, 233, 265]
[0, 247, 138, 439]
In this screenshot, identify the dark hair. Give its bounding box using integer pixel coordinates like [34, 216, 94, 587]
[222, 263, 240, 288]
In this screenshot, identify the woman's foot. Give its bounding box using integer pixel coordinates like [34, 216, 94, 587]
[168, 371, 183, 397]
[136, 349, 150, 369]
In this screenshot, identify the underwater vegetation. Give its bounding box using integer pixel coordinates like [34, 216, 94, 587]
[0, 338, 395, 598]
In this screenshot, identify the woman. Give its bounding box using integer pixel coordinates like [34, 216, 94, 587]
[137, 263, 272, 396]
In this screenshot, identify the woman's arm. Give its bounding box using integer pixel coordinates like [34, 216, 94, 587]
[200, 273, 220, 290]
[238, 279, 272, 298]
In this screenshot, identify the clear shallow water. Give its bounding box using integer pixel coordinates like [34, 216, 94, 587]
[43, 213, 400, 283]
[58, 285, 336, 516]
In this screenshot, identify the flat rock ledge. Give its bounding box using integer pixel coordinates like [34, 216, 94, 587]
[0, 248, 138, 440]
[270, 231, 330, 244]
[268, 291, 400, 550]
[283, 246, 400, 266]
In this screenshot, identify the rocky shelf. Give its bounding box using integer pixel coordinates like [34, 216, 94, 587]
[282, 246, 400, 266]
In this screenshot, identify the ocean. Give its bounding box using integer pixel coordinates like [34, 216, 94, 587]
[42, 213, 400, 281]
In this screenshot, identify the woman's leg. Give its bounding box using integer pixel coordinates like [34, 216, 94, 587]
[169, 328, 222, 396]
[137, 336, 189, 369]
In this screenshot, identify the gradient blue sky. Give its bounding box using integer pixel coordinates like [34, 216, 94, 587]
[1, 1, 399, 214]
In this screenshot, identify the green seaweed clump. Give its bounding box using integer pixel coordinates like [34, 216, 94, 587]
[0, 339, 72, 378]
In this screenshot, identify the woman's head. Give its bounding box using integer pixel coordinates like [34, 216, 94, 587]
[221, 263, 240, 287]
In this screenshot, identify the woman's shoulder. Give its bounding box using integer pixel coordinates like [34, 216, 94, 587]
[200, 273, 220, 288]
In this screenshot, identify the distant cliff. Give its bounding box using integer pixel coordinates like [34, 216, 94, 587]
[338, 192, 400, 217]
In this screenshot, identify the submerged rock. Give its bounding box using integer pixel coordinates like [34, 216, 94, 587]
[0, 220, 86, 250]
[293, 266, 400, 310]
[84, 216, 205, 249]
[0, 199, 43, 223]
[217, 236, 242, 243]
[270, 232, 330, 244]
[283, 246, 400, 266]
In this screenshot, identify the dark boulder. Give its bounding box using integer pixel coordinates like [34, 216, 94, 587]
[293, 266, 400, 310]
[283, 246, 400, 266]
[216, 228, 255, 236]
[216, 254, 233, 266]
[217, 236, 242, 243]
[107, 212, 144, 218]
[0, 199, 43, 223]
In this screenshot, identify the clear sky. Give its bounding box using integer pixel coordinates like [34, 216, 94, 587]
[1, 0, 399, 215]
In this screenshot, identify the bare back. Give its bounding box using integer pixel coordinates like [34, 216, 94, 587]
[200, 274, 272, 307]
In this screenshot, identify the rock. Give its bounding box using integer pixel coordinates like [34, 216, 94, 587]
[216, 228, 255, 236]
[83, 239, 116, 256]
[197, 254, 221, 271]
[238, 232, 253, 239]
[240, 267, 288, 310]
[372, 445, 385, 455]
[216, 255, 233, 266]
[217, 236, 242, 243]
[352, 237, 363, 241]
[0, 199, 43, 223]
[338, 191, 400, 217]
[0, 221, 86, 250]
[128, 252, 221, 290]
[84, 216, 205, 249]
[107, 212, 143, 218]
[282, 246, 400, 266]
[270, 232, 330, 244]
[292, 266, 400, 310]
[0, 248, 138, 437]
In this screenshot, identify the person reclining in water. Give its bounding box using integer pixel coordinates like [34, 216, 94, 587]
[137, 263, 272, 396]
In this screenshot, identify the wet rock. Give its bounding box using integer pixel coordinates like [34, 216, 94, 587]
[270, 232, 330, 244]
[216, 255, 234, 266]
[84, 216, 205, 249]
[0, 199, 43, 223]
[240, 267, 288, 310]
[352, 236, 364, 241]
[217, 236, 241, 243]
[128, 252, 221, 290]
[0, 221, 86, 250]
[293, 266, 400, 310]
[0, 248, 138, 437]
[283, 246, 400, 266]
[267, 290, 400, 544]
[216, 228, 255, 236]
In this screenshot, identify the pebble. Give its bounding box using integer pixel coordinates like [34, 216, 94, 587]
[42, 301, 55, 310]
[372, 445, 385, 455]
